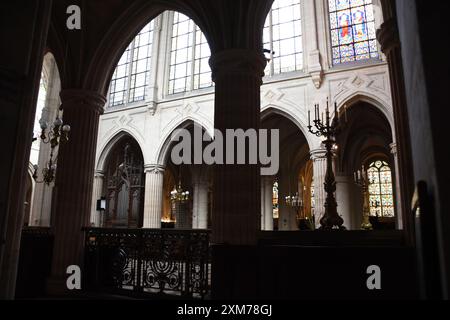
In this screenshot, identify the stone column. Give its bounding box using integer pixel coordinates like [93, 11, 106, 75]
[261, 177, 274, 231]
[310, 148, 327, 229]
[146, 14, 163, 115]
[335, 174, 356, 230]
[210, 50, 266, 245]
[390, 142, 403, 229]
[143, 165, 165, 229]
[47, 89, 106, 293]
[377, 15, 414, 243]
[303, 0, 323, 88]
[0, 0, 52, 299]
[90, 170, 104, 227]
[192, 181, 209, 229]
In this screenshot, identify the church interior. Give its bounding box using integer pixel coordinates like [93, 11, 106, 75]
[0, 0, 449, 300]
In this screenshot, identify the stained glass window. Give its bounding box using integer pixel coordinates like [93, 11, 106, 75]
[328, 0, 379, 65]
[263, 0, 303, 76]
[273, 181, 279, 219]
[367, 161, 394, 218]
[109, 21, 154, 107]
[168, 12, 212, 94]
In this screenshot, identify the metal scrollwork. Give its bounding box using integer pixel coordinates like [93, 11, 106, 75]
[84, 228, 210, 299]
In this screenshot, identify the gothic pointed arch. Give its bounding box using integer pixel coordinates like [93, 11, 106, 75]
[156, 119, 213, 166]
[102, 134, 145, 228]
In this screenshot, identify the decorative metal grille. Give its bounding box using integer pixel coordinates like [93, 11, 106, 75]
[84, 228, 211, 299]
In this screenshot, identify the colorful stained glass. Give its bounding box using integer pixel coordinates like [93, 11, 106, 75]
[329, 0, 379, 64]
[367, 161, 395, 218]
[273, 182, 279, 219]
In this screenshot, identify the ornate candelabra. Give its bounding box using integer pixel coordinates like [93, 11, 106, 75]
[354, 166, 373, 230]
[170, 181, 190, 203]
[32, 116, 71, 185]
[170, 179, 190, 228]
[308, 99, 345, 230]
[285, 192, 303, 217]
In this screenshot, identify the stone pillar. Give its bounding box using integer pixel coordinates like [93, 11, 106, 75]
[377, 15, 414, 243]
[335, 175, 356, 230]
[47, 89, 105, 293]
[311, 148, 327, 229]
[192, 181, 209, 229]
[261, 177, 274, 231]
[90, 170, 104, 227]
[0, 0, 52, 299]
[143, 165, 165, 229]
[146, 14, 163, 115]
[303, 0, 323, 88]
[210, 50, 266, 245]
[390, 142, 403, 229]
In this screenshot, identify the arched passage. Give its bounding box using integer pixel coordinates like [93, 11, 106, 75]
[335, 100, 396, 230]
[261, 109, 311, 231]
[100, 134, 145, 228]
[156, 120, 213, 230]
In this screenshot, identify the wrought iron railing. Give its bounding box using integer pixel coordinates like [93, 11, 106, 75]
[84, 228, 211, 299]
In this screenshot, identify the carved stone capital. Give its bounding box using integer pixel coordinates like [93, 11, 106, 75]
[144, 164, 165, 174]
[390, 142, 398, 157]
[310, 148, 327, 161]
[94, 170, 105, 178]
[308, 49, 324, 89]
[209, 49, 266, 83]
[376, 18, 400, 55]
[147, 101, 157, 116]
[60, 89, 106, 114]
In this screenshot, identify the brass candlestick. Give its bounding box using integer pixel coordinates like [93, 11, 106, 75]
[308, 99, 345, 230]
[354, 166, 373, 230]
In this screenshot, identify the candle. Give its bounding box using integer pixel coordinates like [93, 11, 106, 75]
[308, 110, 311, 126]
[335, 102, 338, 119]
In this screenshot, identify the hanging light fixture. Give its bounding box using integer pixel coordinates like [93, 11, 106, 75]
[170, 181, 190, 203]
[32, 116, 71, 185]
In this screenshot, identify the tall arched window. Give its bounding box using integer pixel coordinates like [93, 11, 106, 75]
[328, 0, 379, 65]
[104, 139, 145, 228]
[264, 0, 303, 76]
[109, 21, 154, 107]
[367, 160, 394, 218]
[168, 12, 212, 94]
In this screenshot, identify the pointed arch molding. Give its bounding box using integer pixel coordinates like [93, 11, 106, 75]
[335, 92, 395, 140]
[156, 117, 214, 166]
[80, 0, 273, 95]
[96, 130, 146, 172]
[261, 104, 319, 151]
